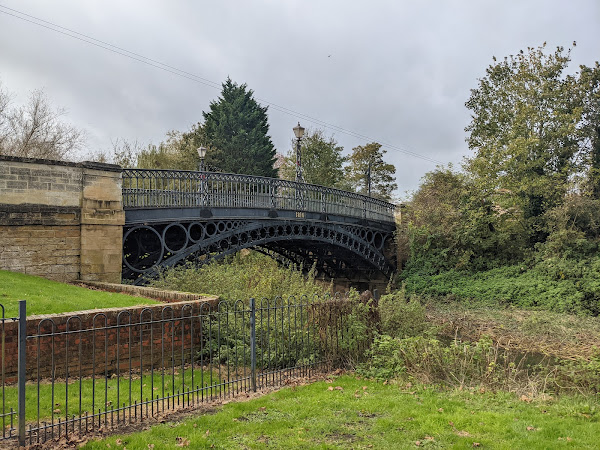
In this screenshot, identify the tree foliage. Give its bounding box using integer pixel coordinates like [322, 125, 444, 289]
[464, 44, 594, 245]
[345, 142, 397, 201]
[280, 128, 348, 189]
[401, 44, 600, 281]
[0, 82, 84, 160]
[202, 78, 277, 177]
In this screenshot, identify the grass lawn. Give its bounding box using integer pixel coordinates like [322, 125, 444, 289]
[0, 270, 159, 317]
[2, 367, 225, 423]
[84, 375, 599, 449]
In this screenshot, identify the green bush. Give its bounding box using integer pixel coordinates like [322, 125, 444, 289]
[400, 256, 600, 315]
[151, 251, 330, 301]
[359, 335, 546, 391]
[359, 334, 600, 395]
[378, 288, 433, 338]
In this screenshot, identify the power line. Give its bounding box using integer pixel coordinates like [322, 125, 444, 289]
[0, 4, 443, 165]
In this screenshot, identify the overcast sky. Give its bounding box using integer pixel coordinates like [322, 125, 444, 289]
[1, 1, 598, 197]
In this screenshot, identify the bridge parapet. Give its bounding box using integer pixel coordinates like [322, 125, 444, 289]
[122, 169, 395, 223]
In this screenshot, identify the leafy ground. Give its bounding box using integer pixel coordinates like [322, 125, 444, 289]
[83, 375, 599, 449]
[0, 270, 159, 316]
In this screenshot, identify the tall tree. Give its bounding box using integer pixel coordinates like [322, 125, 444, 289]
[0, 83, 84, 160]
[136, 131, 199, 170]
[202, 78, 277, 177]
[579, 62, 600, 197]
[464, 44, 587, 245]
[280, 128, 348, 189]
[345, 142, 397, 201]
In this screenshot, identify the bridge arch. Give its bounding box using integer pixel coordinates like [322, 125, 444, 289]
[123, 219, 394, 283]
[121, 169, 396, 285]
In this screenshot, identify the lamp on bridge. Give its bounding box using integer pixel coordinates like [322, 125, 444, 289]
[197, 146, 207, 172]
[293, 122, 305, 183]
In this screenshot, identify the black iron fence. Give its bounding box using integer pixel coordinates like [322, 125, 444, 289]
[122, 169, 396, 223]
[0, 294, 369, 446]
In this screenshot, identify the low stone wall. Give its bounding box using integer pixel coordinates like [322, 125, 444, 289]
[2, 297, 221, 383]
[0, 155, 124, 283]
[77, 280, 217, 304]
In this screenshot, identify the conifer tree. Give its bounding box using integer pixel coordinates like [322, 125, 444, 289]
[202, 78, 277, 177]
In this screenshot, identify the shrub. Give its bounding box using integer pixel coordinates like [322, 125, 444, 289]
[359, 335, 548, 392]
[151, 251, 330, 301]
[377, 287, 433, 338]
[400, 256, 600, 315]
[359, 334, 600, 395]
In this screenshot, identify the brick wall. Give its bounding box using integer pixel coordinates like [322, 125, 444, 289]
[2, 297, 221, 382]
[0, 156, 124, 282]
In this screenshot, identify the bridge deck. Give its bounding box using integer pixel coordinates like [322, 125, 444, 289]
[122, 169, 396, 224]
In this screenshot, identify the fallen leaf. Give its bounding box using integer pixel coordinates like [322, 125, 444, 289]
[520, 395, 532, 403]
[175, 437, 190, 447]
[205, 430, 210, 436]
[335, 386, 343, 391]
[448, 421, 454, 427]
[526, 426, 536, 431]
[415, 441, 421, 447]
[438, 408, 444, 413]
[328, 386, 334, 391]
[147, 445, 154, 449]
[472, 443, 481, 447]
[53, 409, 61, 414]
[457, 430, 470, 437]
[425, 436, 434, 441]
[115, 439, 122, 446]
[362, 386, 368, 390]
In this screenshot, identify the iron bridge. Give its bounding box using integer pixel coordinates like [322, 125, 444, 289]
[122, 169, 397, 285]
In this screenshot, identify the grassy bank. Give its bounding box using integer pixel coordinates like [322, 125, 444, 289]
[0, 270, 159, 316]
[83, 375, 599, 449]
[401, 256, 600, 315]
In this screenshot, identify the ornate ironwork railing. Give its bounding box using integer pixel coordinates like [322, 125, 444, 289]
[122, 169, 396, 223]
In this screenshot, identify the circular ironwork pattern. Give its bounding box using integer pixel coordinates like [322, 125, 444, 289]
[123, 219, 394, 283]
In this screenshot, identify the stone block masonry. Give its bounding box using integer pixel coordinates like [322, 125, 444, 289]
[0, 155, 124, 282]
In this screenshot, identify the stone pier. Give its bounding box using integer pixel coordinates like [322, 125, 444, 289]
[0, 155, 124, 283]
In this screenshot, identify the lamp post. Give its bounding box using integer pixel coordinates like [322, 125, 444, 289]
[197, 146, 207, 172]
[197, 146, 208, 209]
[293, 122, 305, 183]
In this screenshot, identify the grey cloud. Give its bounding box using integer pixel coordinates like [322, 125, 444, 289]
[0, 0, 598, 195]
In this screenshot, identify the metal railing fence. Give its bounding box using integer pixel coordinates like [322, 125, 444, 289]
[122, 169, 396, 223]
[0, 294, 370, 445]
